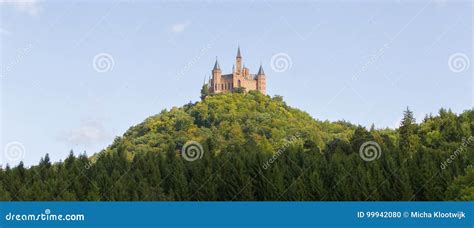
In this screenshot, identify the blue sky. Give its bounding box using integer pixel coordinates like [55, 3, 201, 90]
[1, 0, 472, 166]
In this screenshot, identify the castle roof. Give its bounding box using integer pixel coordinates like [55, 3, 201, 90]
[258, 64, 265, 75]
[221, 74, 233, 79]
[213, 58, 220, 70]
[237, 46, 241, 58]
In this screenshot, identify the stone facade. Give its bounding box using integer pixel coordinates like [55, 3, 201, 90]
[208, 47, 266, 95]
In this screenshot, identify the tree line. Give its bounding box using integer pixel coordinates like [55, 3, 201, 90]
[0, 92, 472, 201]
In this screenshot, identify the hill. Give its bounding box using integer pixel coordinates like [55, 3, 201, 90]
[108, 91, 355, 160]
[0, 92, 472, 201]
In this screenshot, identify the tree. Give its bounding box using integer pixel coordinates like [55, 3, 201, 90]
[350, 126, 373, 153]
[233, 87, 246, 93]
[200, 83, 210, 100]
[398, 107, 420, 155]
[446, 166, 474, 200]
[86, 181, 101, 201]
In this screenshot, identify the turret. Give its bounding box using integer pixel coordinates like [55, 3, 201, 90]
[256, 63, 266, 94]
[242, 64, 249, 77]
[236, 46, 242, 74]
[212, 57, 222, 92]
[257, 63, 265, 76]
[213, 58, 221, 72]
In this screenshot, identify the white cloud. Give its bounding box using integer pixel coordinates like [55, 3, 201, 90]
[171, 21, 190, 33]
[1, 0, 41, 16]
[57, 119, 112, 146]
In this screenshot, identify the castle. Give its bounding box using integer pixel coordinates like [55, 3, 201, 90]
[208, 47, 266, 95]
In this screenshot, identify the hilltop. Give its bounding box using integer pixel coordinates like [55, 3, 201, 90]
[105, 91, 356, 159]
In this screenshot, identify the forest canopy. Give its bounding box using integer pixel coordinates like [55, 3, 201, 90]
[1, 91, 472, 201]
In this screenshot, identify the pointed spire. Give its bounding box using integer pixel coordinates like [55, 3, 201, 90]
[213, 57, 220, 70]
[237, 46, 241, 58]
[258, 62, 265, 75]
[203, 75, 207, 85]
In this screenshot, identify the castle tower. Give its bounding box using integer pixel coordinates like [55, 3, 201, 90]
[212, 58, 221, 93]
[236, 46, 242, 74]
[256, 63, 266, 94]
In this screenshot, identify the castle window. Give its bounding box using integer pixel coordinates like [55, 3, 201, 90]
[238, 80, 241, 87]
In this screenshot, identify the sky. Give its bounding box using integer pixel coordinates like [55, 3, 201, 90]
[0, 0, 472, 166]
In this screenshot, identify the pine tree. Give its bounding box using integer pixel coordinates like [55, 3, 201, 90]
[399, 107, 420, 155]
[350, 126, 373, 153]
[0, 183, 11, 201]
[446, 166, 474, 200]
[86, 181, 101, 201]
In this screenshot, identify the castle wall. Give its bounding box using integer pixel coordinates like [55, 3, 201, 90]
[239, 77, 257, 91]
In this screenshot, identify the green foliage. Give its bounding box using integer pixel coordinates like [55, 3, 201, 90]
[446, 165, 474, 200]
[200, 84, 209, 101]
[0, 93, 472, 201]
[399, 107, 420, 154]
[233, 87, 246, 93]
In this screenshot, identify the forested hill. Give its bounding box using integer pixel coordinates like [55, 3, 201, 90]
[0, 91, 473, 201]
[115, 91, 356, 157]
